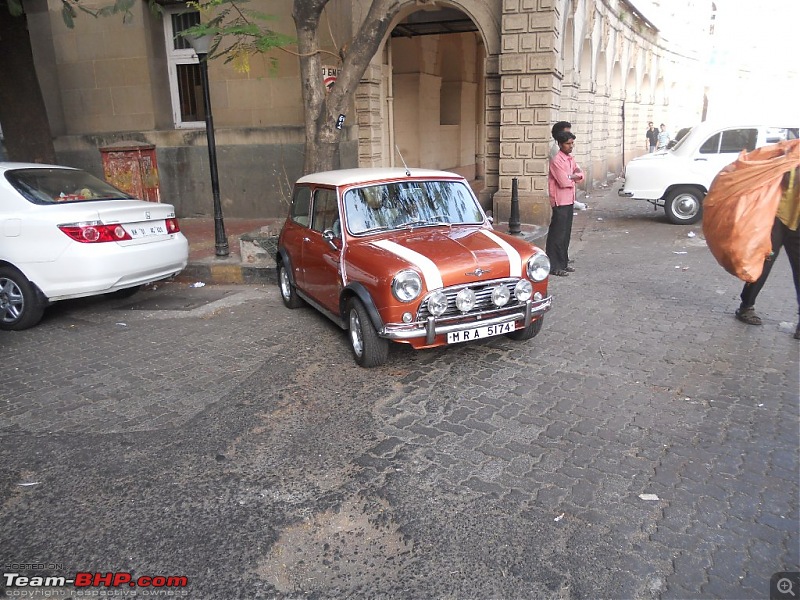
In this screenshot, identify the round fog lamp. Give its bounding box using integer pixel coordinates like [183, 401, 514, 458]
[455, 288, 476, 312]
[533, 291, 543, 301]
[491, 286, 510, 307]
[514, 280, 533, 302]
[402, 312, 413, 323]
[427, 291, 448, 317]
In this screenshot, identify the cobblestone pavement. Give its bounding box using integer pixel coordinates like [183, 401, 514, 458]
[1, 183, 798, 599]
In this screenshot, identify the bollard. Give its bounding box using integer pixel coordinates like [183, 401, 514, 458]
[508, 177, 521, 235]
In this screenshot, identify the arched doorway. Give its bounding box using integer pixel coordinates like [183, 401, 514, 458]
[386, 7, 488, 202]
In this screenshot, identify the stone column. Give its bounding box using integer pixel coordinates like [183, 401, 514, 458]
[355, 62, 385, 167]
[575, 74, 595, 187]
[479, 54, 500, 211]
[607, 92, 624, 176]
[492, 0, 562, 228]
[589, 84, 610, 186]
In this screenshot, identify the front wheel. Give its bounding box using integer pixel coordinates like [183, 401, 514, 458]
[664, 186, 704, 224]
[506, 316, 543, 341]
[0, 266, 45, 331]
[347, 298, 388, 368]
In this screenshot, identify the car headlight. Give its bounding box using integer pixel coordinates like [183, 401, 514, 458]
[526, 252, 551, 282]
[427, 291, 448, 316]
[491, 285, 510, 307]
[392, 269, 422, 302]
[455, 288, 476, 312]
[514, 280, 533, 302]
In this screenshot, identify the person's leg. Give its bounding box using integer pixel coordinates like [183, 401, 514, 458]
[564, 205, 575, 271]
[780, 225, 800, 337]
[546, 205, 568, 273]
[737, 219, 785, 324]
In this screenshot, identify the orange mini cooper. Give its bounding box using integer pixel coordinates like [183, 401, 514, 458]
[276, 168, 552, 367]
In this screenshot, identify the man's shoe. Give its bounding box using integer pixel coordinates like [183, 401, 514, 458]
[551, 270, 569, 277]
[735, 306, 762, 325]
[564, 266, 575, 273]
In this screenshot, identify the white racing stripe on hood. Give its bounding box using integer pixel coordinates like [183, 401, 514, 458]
[479, 230, 522, 277]
[372, 239, 443, 290]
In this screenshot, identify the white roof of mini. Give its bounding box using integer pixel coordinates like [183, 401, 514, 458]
[296, 167, 464, 187]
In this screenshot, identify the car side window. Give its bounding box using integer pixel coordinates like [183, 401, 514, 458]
[291, 186, 311, 227]
[719, 129, 757, 153]
[311, 188, 340, 234]
[699, 133, 721, 154]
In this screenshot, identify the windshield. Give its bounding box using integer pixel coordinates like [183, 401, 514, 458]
[343, 180, 484, 235]
[670, 128, 693, 151]
[5, 168, 134, 205]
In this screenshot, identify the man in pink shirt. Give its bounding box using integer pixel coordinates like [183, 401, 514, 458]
[546, 130, 583, 276]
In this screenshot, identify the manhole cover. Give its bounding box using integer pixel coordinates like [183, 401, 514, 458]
[118, 289, 233, 311]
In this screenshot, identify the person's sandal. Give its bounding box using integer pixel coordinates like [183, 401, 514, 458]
[551, 270, 569, 277]
[564, 266, 575, 272]
[735, 306, 762, 325]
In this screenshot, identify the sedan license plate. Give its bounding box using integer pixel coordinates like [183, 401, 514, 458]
[447, 321, 513, 344]
[125, 220, 168, 239]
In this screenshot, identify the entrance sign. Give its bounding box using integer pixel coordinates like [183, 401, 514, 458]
[322, 66, 340, 91]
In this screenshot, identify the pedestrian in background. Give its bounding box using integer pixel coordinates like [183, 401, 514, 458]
[735, 166, 800, 339]
[546, 130, 583, 276]
[656, 123, 671, 151]
[646, 122, 659, 153]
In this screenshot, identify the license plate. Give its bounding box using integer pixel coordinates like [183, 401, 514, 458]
[447, 321, 514, 344]
[125, 220, 168, 239]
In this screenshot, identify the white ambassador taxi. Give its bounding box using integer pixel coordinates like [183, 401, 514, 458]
[619, 122, 799, 224]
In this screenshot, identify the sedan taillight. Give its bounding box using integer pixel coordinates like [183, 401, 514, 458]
[58, 221, 132, 243]
[165, 218, 181, 233]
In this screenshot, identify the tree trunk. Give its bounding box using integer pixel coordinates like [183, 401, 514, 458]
[293, 0, 401, 174]
[0, 4, 56, 163]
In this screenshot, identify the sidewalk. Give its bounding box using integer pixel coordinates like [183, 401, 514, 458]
[177, 216, 549, 285]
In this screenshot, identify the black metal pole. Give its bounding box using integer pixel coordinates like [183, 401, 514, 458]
[198, 54, 229, 257]
[508, 177, 521, 235]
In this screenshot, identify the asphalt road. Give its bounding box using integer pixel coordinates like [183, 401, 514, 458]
[1, 183, 798, 600]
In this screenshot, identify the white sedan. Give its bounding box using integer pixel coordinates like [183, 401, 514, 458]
[0, 163, 189, 330]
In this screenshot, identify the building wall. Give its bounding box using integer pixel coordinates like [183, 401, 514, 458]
[27, 0, 707, 224]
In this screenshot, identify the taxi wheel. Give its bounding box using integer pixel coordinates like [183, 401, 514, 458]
[664, 186, 703, 224]
[347, 298, 388, 368]
[506, 316, 543, 341]
[0, 266, 45, 331]
[278, 262, 303, 309]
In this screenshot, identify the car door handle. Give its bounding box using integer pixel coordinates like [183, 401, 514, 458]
[303, 237, 311, 242]
[694, 158, 708, 161]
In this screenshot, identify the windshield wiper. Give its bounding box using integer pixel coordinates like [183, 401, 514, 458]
[399, 218, 451, 229]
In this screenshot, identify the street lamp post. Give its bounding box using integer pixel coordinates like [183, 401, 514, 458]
[187, 34, 229, 257]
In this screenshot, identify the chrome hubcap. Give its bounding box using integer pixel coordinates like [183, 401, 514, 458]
[349, 309, 363, 357]
[674, 194, 699, 219]
[0, 277, 24, 323]
[279, 268, 291, 300]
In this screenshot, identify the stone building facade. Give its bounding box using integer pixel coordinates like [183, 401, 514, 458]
[25, 0, 708, 225]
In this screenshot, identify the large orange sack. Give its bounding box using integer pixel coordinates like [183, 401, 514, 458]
[702, 139, 800, 282]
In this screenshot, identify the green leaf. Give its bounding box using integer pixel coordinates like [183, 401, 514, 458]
[61, 3, 75, 28]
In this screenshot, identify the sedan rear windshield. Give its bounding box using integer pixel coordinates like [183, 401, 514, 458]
[5, 168, 134, 205]
[343, 180, 483, 235]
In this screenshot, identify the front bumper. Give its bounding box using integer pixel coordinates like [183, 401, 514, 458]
[380, 296, 552, 344]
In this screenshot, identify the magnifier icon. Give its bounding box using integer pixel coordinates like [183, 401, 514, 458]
[778, 578, 796, 597]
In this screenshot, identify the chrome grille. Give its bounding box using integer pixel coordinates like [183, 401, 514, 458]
[417, 278, 523, 320]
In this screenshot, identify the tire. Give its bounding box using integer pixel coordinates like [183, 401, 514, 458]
[105, 285, 142, 300]
[278, 262, 303, 309]
[664, 186, 704, 224]
[0, 266, 45, 331]
[506, 316, 544, 341]
[347, 298, 388, 368]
